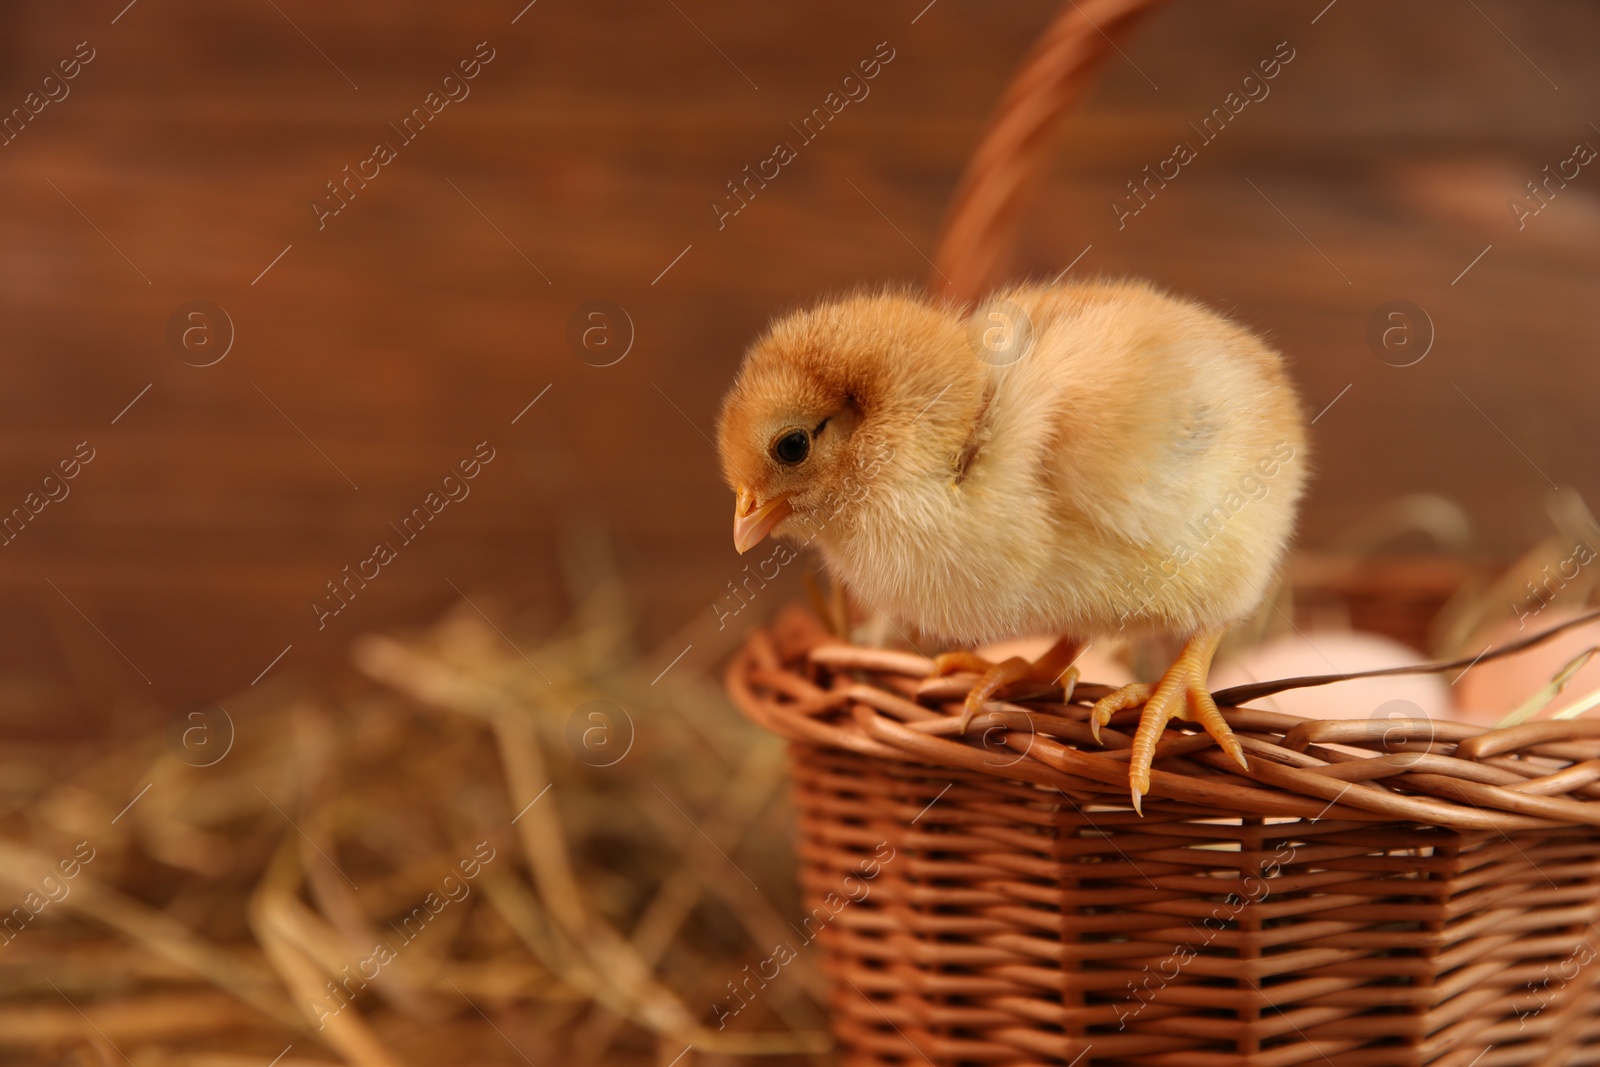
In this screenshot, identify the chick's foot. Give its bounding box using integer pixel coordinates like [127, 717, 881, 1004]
[933, 635, 1083, 733]
[1088, 629, 1246, 814]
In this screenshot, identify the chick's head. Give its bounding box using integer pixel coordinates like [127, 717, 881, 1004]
[717, 289, 973, 554]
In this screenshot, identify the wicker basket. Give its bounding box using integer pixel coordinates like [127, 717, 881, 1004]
[730, 604, 1600, 1067]
[726, 3, 1600, 1064]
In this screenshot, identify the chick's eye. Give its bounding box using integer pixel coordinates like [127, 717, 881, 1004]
[772, 430, 810, 465]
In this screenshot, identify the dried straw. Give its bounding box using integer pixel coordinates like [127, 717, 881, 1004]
[0, 540, 830, 1065]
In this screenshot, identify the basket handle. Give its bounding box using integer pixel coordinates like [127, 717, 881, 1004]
[931, 0, 1168, 304]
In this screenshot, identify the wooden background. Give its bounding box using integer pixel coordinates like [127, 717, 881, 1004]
[0, 0, 1596, 738]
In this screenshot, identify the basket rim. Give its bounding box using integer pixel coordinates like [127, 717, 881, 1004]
[728, 604, 1600, 832]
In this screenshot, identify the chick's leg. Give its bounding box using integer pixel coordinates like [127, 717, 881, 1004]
[933, 635, 1084, 733]
[1089, 629, 1245, 814]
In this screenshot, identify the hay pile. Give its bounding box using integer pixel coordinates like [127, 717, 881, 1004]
[0, 545, 830, 1067]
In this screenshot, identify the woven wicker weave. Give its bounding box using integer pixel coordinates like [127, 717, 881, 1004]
[730, 607, 1600, 1067]
[727, 2, 1600, 1063]
[932, 0, 1168, 303]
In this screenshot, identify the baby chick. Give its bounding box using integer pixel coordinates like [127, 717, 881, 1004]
[717, 281, 1308, 811]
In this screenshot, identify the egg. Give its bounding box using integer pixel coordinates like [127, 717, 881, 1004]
[1455, 608, 1600, 725]
[1211, 630, 1452, 722]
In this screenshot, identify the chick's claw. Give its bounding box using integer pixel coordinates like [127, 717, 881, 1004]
[1185, 684, 1248, 772]
[955, 656, 1033, 733]
[931, 650, 1001, 678]
[933, 636, 1085, 734]
[1088, 630, 1244, 813]
[1088, 683, 1153, 745]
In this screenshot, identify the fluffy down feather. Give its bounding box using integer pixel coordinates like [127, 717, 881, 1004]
[717, 280, 1308, 649]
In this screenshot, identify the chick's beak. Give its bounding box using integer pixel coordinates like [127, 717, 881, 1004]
[733, 486, 792, 554]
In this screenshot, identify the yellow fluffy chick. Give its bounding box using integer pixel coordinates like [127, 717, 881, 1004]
[717, 280, 1308, 811]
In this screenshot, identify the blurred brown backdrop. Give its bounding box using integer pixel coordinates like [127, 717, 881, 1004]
[0, 0, 1596, 738]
